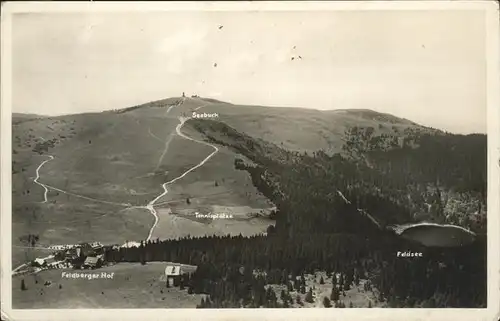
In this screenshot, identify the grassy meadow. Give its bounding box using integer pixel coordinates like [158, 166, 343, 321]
[12, 262, 202, 309]
[11, 97, 274, 270]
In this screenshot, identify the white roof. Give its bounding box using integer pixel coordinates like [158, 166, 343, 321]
[34, 258, 45, 264]
[165, 265, 181, 276]
[120, 241, 141, 248]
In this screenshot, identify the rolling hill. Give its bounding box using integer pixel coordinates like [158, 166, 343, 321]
[11, 96, 485, 256]
[12, 97, 486, 251]
[11, 96, 487, 308]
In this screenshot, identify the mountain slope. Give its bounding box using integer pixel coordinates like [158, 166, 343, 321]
[181, 98, 435, 155]
[12, 96, 487, 308]
[11, 96, 486, 260]
[183, 105, 486, 234]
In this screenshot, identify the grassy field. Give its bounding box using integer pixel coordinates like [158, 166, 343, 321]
[183, 98, 427, 155]
[154, 141, 272, 206]
[11, 97, 275, 269]
[12, 96, 426, 271]
[12, 263, 382, 309]
[12, 262, 203, 309]
[38, 113, 182, 206]
[147, 138, 275, 240]
[11, 247, 55, 270]
[149, 206, 274, 240]
[12, 195, 151, 268]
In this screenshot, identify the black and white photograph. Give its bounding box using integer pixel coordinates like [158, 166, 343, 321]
[1, 1, 499, 321]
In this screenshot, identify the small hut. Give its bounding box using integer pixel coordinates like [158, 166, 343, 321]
[165, 265, 181, 287]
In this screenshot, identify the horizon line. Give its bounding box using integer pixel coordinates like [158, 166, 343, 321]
[12, 95, 487, 136]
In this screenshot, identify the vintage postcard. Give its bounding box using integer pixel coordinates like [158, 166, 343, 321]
[1, 1, 499, 321]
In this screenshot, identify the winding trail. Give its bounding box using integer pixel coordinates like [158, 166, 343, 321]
[15, 102, 217, 272]
[337, 190, 351, 204]
[14, 152, 129, 274]
[336, 190, 382, 229]
[42, 183, 131, 207]
[148, 127, 163, 142]
[194, 103, 209, 111]
[22, 100, 218, 260]
[141, 103, 220, 241]
[155, 134, 175, 171]
[32, 154, 130, 207]
[154, 102, 183, 171]
[33, 155, 54, 203]
[357, 208, 382, 229]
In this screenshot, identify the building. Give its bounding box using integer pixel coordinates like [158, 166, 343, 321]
[90, 242, 104, 253]
[48, 244, 77, 250]
[78, 243, 96, 257]
[33, 258, 45, 267]
[44, 256, 58, 268]
[93, 245, 105, 255]
[82, 254, 103, 269]
[65, 248, 79, 260]
[165, 265, 181, 287]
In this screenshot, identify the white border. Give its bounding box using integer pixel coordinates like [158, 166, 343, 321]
[1, 1, 499, 321]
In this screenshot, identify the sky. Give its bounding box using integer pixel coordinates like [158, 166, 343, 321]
[11, 9, 487, 134]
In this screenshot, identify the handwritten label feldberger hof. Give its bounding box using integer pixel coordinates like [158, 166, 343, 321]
[61, 271, 115, 280]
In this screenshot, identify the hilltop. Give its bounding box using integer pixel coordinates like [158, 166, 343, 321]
[112, 96, 435, 154]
